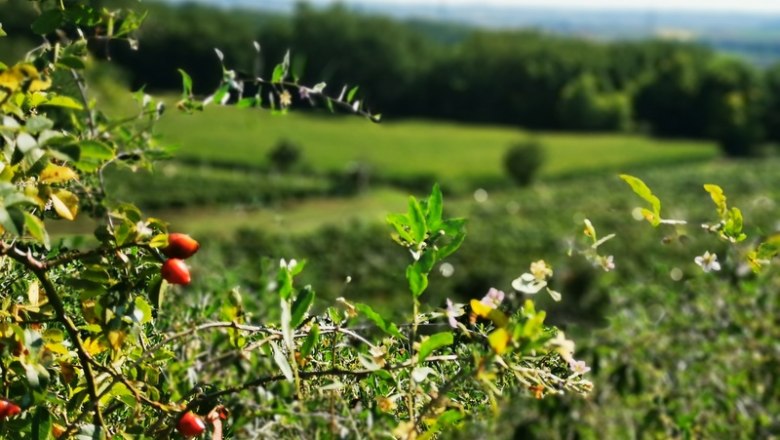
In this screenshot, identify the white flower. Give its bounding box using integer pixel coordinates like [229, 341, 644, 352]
[445, 298, 463, 329]
[694, 251, 721, 272]
[569, 358, 591, 375]
[513, 260, 559, 300]
[599, 255, 615, 272]
[480, 288, 505, 308]
[280, 258, 298, 270]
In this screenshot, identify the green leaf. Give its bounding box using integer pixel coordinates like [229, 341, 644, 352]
[32, 406, 52, 440]
[277, 267, 294, 300]
[355, 303, 404, 339]
[133, 297, 153, 325]
[0, 206, 25, 236]
[25, 115, 53, 134]
[724, 207, 746, 242]
[0, 23, 6, 37]
[42, 95, 83, 110]
[346, 86, 359, 103]
[31, 10, 63, 35]
[408, 197, 427, 243]
[426, 183, 443, 231]
[147, 275, 165, 315]
[178, 69, 193, 97]
[210, 83, 231, 106]
[79, 140, 115, 161]
[387, 213, 414, 244]
[417, 332, 453, 364]
[271, 342, 294, 382]
[280, 298, 293, 351]
[236, 97, 257, 108]
[406, 263, 428, 297]
[24, 212, 50, 249]
[300, 323, 319, 358]
[290, 285, 315, 329]
[437, 218, 467, 260]
[56, 56, 86, 70]
[620, 174, 661, 226]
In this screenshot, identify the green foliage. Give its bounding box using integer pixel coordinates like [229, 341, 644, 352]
[503, 139, 546, 186]
[0, 4, 592, 439]
[558, 73, 632, 131]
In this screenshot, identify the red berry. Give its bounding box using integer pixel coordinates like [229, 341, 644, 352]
[163, 233, 200, 259]
[0, 399, 21, 419]
[176, 411, 206, 437]
[162, 259, 191, 285]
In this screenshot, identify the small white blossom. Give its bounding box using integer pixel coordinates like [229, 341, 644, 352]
[280, 258, 298, 270]
[445, 298, 463, 329]
[439, 262, 455, 278]
[512, 260, 553, 295]
[694, 251, 721, 272]
[599, 255, 615, 272]
[569, 359, 591, 375]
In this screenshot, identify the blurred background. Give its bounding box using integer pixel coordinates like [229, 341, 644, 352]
[3, 0, 780, 437]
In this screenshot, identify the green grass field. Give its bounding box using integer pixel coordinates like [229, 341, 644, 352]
[155, 102, 718, 183]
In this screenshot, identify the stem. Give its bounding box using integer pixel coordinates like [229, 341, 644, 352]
[407, 298, 420, 429]
[19, 260, 106, 430]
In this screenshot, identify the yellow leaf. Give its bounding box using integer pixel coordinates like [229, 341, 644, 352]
[107, 330, 125, 351]
[50, 189, 78, 220]
[45, 342, 69, 355]
[0, 63, 39, 92]
[29, 76, 51, 92]
[40, 163, 78, 184]
[83, 337, 106, 356]
[469, 299, 509, 328]
[487, 328, 511, 355]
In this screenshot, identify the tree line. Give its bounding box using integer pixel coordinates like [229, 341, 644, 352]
[3, 0, 780, 156]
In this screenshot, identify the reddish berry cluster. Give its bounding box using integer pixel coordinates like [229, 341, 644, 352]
[0, 399, 21, 419]
[161, 233, 200, 285]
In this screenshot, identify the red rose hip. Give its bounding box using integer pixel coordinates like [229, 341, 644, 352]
[176, 411, 206, 437]
[163, 233, 200, 259]
[0, 399, 21, 419]
[162, 259, 191, 285]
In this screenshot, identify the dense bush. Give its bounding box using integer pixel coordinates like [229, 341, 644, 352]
[0, 4, 593, 439]
[503, 139, 545, 186]
[267, 138, 303, 172]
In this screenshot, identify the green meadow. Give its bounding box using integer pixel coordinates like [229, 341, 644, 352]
[154, 103, 717, 183]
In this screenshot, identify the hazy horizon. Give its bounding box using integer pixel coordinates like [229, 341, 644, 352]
[181, 0, 780, 14]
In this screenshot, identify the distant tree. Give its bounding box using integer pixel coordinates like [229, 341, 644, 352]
[504, 139, 546, 186]
[268, 138, 302, 172]
[762, 63, 780, 147]
[699, 58, 765, 157]
[558, 73, 631, 131]
[634, 46, 709, 137]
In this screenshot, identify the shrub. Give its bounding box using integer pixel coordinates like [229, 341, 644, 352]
[503, 138, 546, 186]
[267, 138, 303, 172]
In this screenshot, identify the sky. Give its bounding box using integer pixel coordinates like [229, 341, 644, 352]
[319, 0, 780, 13]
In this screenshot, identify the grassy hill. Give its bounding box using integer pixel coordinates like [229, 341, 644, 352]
[153, 103, 717, 187]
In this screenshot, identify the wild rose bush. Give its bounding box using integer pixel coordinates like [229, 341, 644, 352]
[0, 3, 591, 439]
